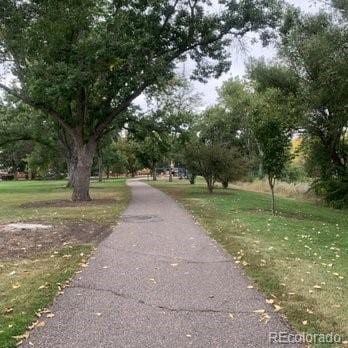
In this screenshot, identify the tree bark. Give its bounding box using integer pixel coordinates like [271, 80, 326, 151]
[268, 175, 276, 215]
[152, 166, 157, 181]
[71, 140, 96, 201]
[222, 180, 229, 189]
[205, 176, 214, 193]
[169, 161, 173, 182]
[66, 155, 77, 188]
[98, 155, 103, 182]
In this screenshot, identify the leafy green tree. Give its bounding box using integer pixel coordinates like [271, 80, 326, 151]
[116, 139, 142, 178]
[278, 9, 348, 206]
[184, 142, 246, 193]
[136, 132, 170, 181]
[0, 0, 280, 200]
[100, 142, 128, 179]
[0, 141, 31, 179]
[199, 79, 260, 175]
[252, 89, 292, 214]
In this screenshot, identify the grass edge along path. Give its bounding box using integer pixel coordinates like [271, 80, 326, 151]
[0, 179, 130, 348]
[150, 180, 347, 347]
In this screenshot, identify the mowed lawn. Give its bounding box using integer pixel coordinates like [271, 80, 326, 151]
[0, 179, 130, 348]
[151, 180, 347, 345]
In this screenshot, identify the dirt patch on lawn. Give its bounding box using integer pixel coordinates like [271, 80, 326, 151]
[20, 198, 116, 208]
[0, 222, 113, 260]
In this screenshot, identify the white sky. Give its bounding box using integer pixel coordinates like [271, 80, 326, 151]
[176, 0, 325, 108]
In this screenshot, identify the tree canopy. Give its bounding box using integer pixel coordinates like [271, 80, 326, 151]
[0, 0, 281, 200]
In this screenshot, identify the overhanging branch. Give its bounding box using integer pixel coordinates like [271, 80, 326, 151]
[0, 82, 73, 136]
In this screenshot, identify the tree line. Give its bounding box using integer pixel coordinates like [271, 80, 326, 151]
[0, 0, 346, 210]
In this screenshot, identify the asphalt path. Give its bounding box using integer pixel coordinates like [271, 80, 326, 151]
[23, 180, 300, 347]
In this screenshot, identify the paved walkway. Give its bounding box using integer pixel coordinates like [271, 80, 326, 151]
[24, 180, 299, 347]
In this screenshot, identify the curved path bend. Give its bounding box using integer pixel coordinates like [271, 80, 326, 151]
[24, 180, 299, 347]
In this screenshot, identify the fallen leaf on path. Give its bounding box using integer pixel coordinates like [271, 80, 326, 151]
[247, 285, 254, 289]
[12, 284, 21, 289]
[228, 313, 234, 320]
[253, 309, 265, 314]
[302, 320, 307, 325]
[46, 313, 55, 318]
[260, 313, 270, 324]
[170, 263, 178, 267]
[266, 299, 274, 304]
[36, 321, 45, 328]
[313, 285, 322, 289]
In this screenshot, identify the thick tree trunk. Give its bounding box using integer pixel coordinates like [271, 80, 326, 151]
[152, 166, 157, 181]
[106, 166, 110, 179]
[98, 155, 103, 182]
[71, 141, 96, 201]
[66, 155, 77, 188]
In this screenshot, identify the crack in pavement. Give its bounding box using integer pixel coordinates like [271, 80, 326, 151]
[98, 244, 233, 265]
[70, 284, 265, 316]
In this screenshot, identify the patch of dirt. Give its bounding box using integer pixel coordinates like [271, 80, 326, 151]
[0, 222, 113, 260]
[21, 198, 116, 208]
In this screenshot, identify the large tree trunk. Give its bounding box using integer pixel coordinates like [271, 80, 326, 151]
[152, 166, 157, 181]
[66, 154, 77, 188]
[98, 155, 103, 182]
[72, 141, 96, 201]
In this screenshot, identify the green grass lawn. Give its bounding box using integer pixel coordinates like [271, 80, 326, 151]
[150, 179, 347, 346]
[0, 179, 129, 224]
[0, 179, 130, 348]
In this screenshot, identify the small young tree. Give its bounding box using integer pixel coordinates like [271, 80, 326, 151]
[252, 90, 292, 214]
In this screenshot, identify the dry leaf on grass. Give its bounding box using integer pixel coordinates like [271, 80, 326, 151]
[274, 305, 282, 312]
[4, 307, 13, 314]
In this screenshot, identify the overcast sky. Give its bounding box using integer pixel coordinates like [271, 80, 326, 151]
[174, 0, 325, 109]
